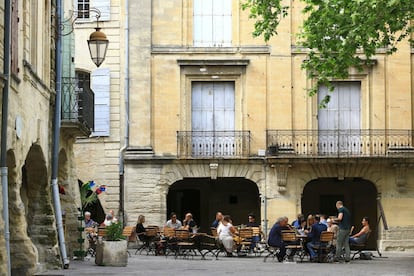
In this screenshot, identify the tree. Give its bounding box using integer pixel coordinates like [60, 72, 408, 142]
[242, 0, 414, 106]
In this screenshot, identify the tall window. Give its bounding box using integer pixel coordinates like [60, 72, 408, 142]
[11, 0, 19, 74]
[193, 0, 232, 47]
[77, 0, 90, 19]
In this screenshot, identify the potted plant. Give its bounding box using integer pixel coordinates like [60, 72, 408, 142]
[95, 221, 128, 266]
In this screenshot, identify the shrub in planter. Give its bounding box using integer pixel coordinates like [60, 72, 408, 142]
[95, 222, 128, 266]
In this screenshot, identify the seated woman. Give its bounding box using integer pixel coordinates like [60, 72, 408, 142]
[217, 215, 237, 257]
[136, 215, 151, 244]
[349, 217, 370, 245]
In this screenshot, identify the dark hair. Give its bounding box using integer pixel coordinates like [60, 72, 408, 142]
[248, 213, 255, 219]
[363, 217, 370, 224]
[223, 215, 232, 222]
[314, 215, 321, 222]
[170, 212, 177, 219]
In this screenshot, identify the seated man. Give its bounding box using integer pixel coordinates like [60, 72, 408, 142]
[183, 213, 197, 233]
[306, 215, 328, 262]
[349, 217, 370, 245]
[246, 213, 261, 250]
[165, 212, 182, 229]
[267, 216, 290, 262]
[211, 211, 223, 228]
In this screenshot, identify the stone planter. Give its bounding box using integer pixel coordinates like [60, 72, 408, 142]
[95, 239, 128, 266]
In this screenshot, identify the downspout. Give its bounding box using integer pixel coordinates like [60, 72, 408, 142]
[119, 0, 130, 226]
[1, 1, 12, 274]
[51, 0, 69, 268]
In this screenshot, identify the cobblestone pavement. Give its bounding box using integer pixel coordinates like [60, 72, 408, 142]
[37, 250, 414, 276]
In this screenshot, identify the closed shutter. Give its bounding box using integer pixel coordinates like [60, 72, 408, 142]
[318, 82, 361, 154]
[91, 68, 110, 136]
[92, 0, 111, 21]
[11, 0, 19, 74]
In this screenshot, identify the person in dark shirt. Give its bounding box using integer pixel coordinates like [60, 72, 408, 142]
[334, 201, 351, 262]
[267, 216, 289, 262]
[211, 211, 223, 228]
[136, 215, 151, 243]
[246, 214, 261, 250]
[183, 213, 197, 233]
[305, 215, 328, 261]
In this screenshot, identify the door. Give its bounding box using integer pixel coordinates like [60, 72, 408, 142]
[318, 82, 361, 155]
[192, 82, 235, 157]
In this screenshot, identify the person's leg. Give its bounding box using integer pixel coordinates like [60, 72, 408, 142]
[344, 231, 351, 261]
[335, 229, 346, 260]
[307, 242, 317, 259]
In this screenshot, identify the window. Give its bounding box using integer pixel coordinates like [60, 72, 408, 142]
[76, 0, 110, 21]
[77, 0, 90, 19]
[193, 0, 232, 47]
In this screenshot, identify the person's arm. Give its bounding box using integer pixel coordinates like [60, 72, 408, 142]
[351, 226, 368, 238]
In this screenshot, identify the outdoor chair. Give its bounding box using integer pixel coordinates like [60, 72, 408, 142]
[311, 231, 334, 262]
[350, 230, 372, 260]
[281, 230, 307, 262]
[174, 229, 197, 259]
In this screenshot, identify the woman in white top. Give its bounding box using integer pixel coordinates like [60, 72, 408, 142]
[217, 215, 237, 256]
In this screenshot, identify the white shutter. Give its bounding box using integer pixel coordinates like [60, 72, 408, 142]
[91, 67, 110, 136]
[92, 0, 110, 21]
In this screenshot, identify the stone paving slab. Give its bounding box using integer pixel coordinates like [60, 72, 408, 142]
[36, 250, 414, 276]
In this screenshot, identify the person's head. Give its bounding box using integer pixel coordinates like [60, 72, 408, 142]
[248, 214, 256, 223]
[106, 213, 113, 221]
[222, 215, 232, 225]
[297, 213, 304, 221]
[170, 212, 177, 222]
[327, 218, 333, 226]
[362, 217, 370, 226]
[319, 214, 326, 221]
[216, 212, 223, 221]
[277, 216, 288, 227]
[307, 214, 315, 226]
[109, 210, 115, 217]
[185, 213, 193, 221]
[84, 211, 91, 220]
[314, 214, 321, 223]
[336, 201, 344, 209]
[137, 215, 145, 224]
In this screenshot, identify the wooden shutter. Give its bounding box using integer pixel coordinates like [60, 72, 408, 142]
[92, 0, 111, 21]
[91, 68, 110, 136]
[11, 0, 19, 74]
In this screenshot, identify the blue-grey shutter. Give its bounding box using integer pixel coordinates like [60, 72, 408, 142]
[91, 67, 110, 136]
[92, 0, 110, 21]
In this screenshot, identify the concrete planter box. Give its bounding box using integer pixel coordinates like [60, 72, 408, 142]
[95, 240, 128, 266]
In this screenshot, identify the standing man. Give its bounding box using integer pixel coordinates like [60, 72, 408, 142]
[334, 201, 351, 262]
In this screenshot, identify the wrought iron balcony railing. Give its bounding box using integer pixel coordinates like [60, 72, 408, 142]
[61, 77, 94, 135]
[267, 129, 414, 157]
[177, 131, 251, 158]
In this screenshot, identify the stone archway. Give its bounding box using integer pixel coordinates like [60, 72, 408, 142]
[301, 178, 378, 249]
[16, 145, 59, 274]
[167, 177, 261, 232]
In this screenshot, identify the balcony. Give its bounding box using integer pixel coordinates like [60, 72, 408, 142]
[177, 131, 251, 158]
[61, 77, 94, 137]
[266, 129, 414, 157]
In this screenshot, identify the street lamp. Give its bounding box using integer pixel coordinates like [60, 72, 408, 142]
[87, 26, 109, 67]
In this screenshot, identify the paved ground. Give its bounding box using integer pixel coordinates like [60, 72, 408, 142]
[37, 250, 414, 276]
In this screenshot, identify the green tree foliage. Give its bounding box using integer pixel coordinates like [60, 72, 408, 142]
[242, 0, 414, 106]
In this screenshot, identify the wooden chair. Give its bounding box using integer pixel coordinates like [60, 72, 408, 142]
[174, 229, 197, 259]
[196, 233, 222, 260]
[351, 230, 371, 259]
[281, 230, 306, 262]
[210, 227, 218, 237]
[236, 228, 253, 254]
[311, 231, 334, 262]
[121, 225, 136, 256]
[97, 227, 107, 239]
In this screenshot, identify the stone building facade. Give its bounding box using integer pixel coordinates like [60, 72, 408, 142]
[0, 0, 93, 275]
[74, 0, 414, 252]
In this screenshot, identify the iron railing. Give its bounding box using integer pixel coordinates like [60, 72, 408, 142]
[61, 77, 94, 131]
[267, 129, 414, 157]
[177, 131, 251, 158]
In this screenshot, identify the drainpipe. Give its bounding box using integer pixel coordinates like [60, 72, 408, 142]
[119, 0, 130, 226]
[1, 0, 12, 274]
[50, 0, 69, 268]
